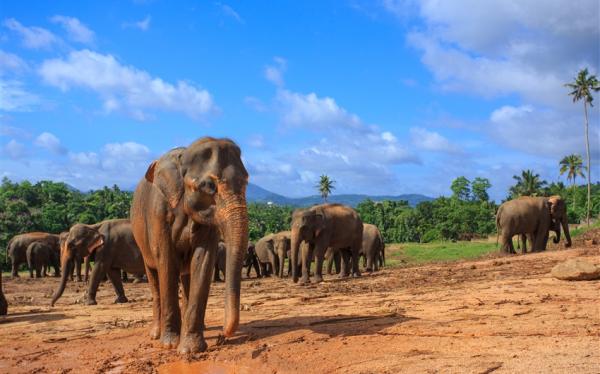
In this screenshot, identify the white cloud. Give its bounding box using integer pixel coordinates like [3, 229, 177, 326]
[69, 151, 99, 167]
[39, 50, 217, 121]
[410, 127, 460, 153]
[247, 134, 265, 148]
[389, 0, 600, 108]
[35, 132, 67, 155]
[217, 3, 244, 24]
[123, 15, 151, 31]
[50, 15, 95, 44]
[0, 50, 27, 75]
[3, 18, 60, 49]
[0, 79, 39, 112]
[2, 139, 27, 160]
[489, 104, 599, 159]
[264, 57, 287, 87]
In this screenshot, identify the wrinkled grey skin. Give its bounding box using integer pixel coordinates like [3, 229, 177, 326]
[51, 219, 146, 306]
[0, 272, 7, 315]
[291, 204, 363, 284]
[213, 242, 227, 282]
[130, 137, 249, 354]
[7, 232, 60, 278]
[26, 242, 57, 278]
[255, 234, 279, 277]
[243, 243, 261, 278]
[496, 196, 571, 254]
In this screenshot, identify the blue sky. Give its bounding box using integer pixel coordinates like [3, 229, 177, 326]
[1, 0, 598, 201]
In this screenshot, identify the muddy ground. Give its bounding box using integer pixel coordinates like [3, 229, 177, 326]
[1, 237, 599, 373]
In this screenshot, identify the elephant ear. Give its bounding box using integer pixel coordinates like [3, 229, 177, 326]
[145, 150, 185, 209]
[314, 208, 326, 238]
[547, 195, 562, 217]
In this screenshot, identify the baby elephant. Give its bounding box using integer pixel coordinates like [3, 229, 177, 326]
[243, 242, 261, 278]
[27, 242, 58, 278]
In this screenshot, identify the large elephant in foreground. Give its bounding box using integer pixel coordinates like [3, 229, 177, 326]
[0, 272, 7, 315]
[131, 137, 249, 354]
[291, 203, 363, 284]
[7, 232, 60, 278]
[51, 219, 146, 306]
[496, 196, 571, 254]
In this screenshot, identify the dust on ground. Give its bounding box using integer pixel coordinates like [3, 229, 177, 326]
[1, 233, 599, 374]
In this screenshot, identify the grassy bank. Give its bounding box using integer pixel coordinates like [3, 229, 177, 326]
[385, 241, 499, 267]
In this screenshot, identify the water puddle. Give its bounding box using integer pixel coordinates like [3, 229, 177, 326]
[158, 361, 254, 374]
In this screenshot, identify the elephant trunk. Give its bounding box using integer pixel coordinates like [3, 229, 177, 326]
[278, 249, 285, 278]
[216, 187, 248, 338]
[290, 228, 301, 283]
[51, 255, 73, 306]
[561, 216, 572, 247]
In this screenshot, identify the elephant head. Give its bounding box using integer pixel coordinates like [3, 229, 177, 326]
[548, 195, 571, 247]
[290, 208, 325, 283]
[52, 225, 104, 306]
[144, 138, 249, 337]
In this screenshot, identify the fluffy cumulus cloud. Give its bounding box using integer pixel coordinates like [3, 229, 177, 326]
[34, 132, 67, 155]
[38, 50, 217, 121]
[388, 0, 599, 108]
[50, 15, 95, 44]
[0, 50, 27, 75]
[489, 105, 599, 160]
[410, 127, 460, 153]
[3, 18, 60, 49]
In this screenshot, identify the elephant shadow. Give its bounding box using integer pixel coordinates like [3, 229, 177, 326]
[0, 310, 67, 325]
[228, 311, 415, 343]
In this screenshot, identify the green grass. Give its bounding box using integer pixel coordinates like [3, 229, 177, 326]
[569, 220, 600, 238]
[386, 240, 499, 267]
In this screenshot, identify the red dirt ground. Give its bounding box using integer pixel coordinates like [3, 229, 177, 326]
[1, 237, 599, 373]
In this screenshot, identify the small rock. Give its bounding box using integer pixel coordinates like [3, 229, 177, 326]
[551, 258, 600, 281]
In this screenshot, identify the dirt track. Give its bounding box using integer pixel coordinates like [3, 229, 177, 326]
[1, 241, 599, 373]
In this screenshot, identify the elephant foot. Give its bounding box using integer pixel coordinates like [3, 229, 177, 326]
[161, 331, 180, 349]
[77, 276, 83, 282]
[85, 298, 98, 305]
[298, 277, 311, 286]
[114, 295, 128, 304]
[149, 323, 161, 340]
[177, 333, 207, 354]
[338, 272, 349, 279]
[352, 272, 361, 278]
[314, 275, 324, 283]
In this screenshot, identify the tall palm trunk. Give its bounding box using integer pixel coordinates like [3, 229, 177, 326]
[584, 100, 591, 226]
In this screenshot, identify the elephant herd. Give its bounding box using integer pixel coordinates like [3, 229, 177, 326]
[0, 137, 574, 354]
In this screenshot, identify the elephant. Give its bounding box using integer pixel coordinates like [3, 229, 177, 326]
[243, 242, 261, 278]
[51, 219, 146, 306]
[130, 137, 249, 354]
[213, 242, 227, 282]
[361, 224, 385, 272]
[496, 195, 571, 254]
[290, 203, 363, 284]
[255, 231, 291, 278]
[0, 272, 7, 315]
[7, 232, 60, 278]
[26, 242, 58, 278]
[255, 234, 279, 277]
[325, 247, 341, 275]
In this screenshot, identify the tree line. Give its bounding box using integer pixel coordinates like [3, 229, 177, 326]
[1, 174, 599, 270]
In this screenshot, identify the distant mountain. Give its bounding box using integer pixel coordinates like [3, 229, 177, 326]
[247, 183, 433, 207]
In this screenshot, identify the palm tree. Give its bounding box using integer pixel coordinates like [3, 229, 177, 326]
[565, 68, 600, 225]
[511, 169, 547, 197]
[559, 154, 585, 209]
[317, 175, 335, 203]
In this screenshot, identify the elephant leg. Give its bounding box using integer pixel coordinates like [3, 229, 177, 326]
[179, 240, 217, 354]
[107, 268, 128, 303]
[365, 251, 374, 273]
[29, 264, 34, 278]
[86, 262, 106, 305]
[180, 273, 190, 313]
[36, 264, 42, 278]
[145, 265, 161, 340]
[84, 256, 91, 282]
[326, 255, 333, 275]
[334, 252, 341, 274]
[11, 258, 19, 278]
[314, 248, 325, 283]
[300, 243, 313, 284]
[351, 243, 362, 278]
[339, 250, 350, 278]
[157, 252, 182, 349]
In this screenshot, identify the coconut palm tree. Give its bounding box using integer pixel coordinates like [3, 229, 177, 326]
[565, 68, 600, 225]
[511, 169, 547, 197]
[317, 175, 335, 203]
[559, 154, 585, 209]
